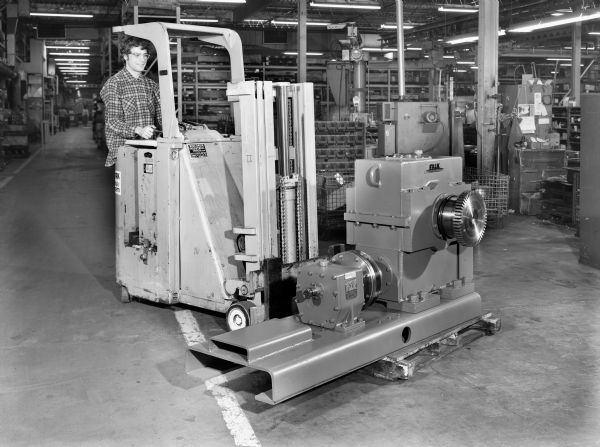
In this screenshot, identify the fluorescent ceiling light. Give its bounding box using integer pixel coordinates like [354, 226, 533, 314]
[48, 52, 92, 56]
[551, 12, 564, 17]
[54, 58, 90, 62]
[447, 29, 505, 44]
[455, 69, 467, 72]
[46, 46, 90, 50]
[138, 15, 175, 19]
[406, 47, 422, 51]
[56, 62, 90, 65]
[192, 0, 245, 3]
[380, 24, 415, 29]
[310, 1, 381, 10]
[244, 19, 268, 23]
[547, 58, 571, 61]
[30, 12, 93, 18]
[447, 35, 478, 44]
[471, 66, 478, 69]
[180, 18, 219, 23]
[509, 8, 600, 32]
[66, 80, 87, 83]
[442, 55, 455, 59]
[283, 51, 324, 56]
[589, 31, 600, 35]
[272, 20, 330, 26]
[457, 60, 475, 64]
[438, 6, 478, 14]
[362, 47, 397, 52]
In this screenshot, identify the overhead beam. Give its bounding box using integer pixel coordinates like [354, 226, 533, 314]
[233, 0, 277, 23]
[28, 2, 121, 16]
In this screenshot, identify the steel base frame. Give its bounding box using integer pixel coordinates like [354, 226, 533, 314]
[189, 292, 482, 404]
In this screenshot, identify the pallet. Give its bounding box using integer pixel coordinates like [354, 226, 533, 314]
[368, 313, 501, 381]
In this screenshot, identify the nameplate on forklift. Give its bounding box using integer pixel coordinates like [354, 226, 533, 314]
[114, 171, 121, 195]
[188, 143, 207, 158]
[144, 163, 153, 174]
[426, 163, 443, 173]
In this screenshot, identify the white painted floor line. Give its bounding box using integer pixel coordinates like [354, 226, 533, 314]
[13, 149, 40, 174]
[0, 149, 41, 190]
[174, 309, 207, 345]
[174, 310, 262, 447]
[205, 379, 262, 447]
[0, 176, 13, 190]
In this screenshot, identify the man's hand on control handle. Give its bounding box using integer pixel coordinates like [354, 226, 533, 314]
[135, 125, 156, 139]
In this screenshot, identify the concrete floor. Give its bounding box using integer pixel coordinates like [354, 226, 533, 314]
[0, 126, 599, 447]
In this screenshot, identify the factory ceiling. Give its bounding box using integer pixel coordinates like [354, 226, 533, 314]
[6, 0, 600, 86]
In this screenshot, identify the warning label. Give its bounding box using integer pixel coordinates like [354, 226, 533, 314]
[189, 143, 208, 158]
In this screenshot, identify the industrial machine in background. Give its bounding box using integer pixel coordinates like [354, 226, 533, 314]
[114, 23, 495, 405]
[376, 101, 451, 157]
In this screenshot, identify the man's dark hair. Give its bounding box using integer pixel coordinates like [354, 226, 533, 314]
[119, 36, 153, 61]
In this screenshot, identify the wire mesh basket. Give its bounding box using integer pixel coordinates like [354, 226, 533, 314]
[464, 167, 509, 225]
[317, 170, 354, 233]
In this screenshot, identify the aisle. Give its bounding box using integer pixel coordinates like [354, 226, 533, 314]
[0, 126, 230, 446]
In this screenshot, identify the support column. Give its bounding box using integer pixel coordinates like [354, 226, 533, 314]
[395, 0, 405, 98]
[572, 22, 581, 105]
[297, 0, 307, 83]
[476, 0, 499, 172]
[6, 3, 17, 67]
[107, 28, 113, 77]
[353, 60, 366, 113]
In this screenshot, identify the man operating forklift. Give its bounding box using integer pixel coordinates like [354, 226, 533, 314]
[100, 36, 162, 167]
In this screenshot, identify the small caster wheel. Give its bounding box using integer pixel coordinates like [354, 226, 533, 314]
[120, 285, 132, 303]
[226, 301, 255, 331]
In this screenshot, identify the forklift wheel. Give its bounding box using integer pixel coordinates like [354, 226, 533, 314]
[120, 286, 132, 303]
[226, 301, 255, 331]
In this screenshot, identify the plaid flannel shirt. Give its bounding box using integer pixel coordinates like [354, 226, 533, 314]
[100, 68, 162, 167]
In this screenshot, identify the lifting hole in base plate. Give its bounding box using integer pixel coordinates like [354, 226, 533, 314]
[402, 326, 411, 343]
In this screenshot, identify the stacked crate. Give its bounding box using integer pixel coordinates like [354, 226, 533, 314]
[509, 147, 565, 215]
[540, 177, 578, 226]
[314, 121, 366, 234]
